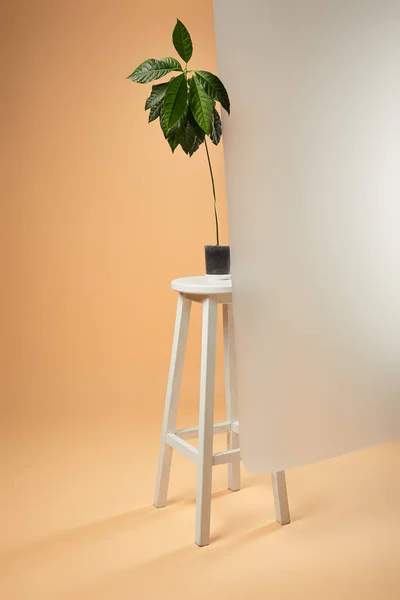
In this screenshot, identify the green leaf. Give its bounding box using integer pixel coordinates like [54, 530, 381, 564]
[160, 105, 204, 155]
[179, 120, 197, 155]
[127, 57, 182, 84]
[159, 105, 168, 138]
[174, 109, 203, 156]
[194, 71, 230, 114]
[145, 82, 169, 110]
[159, 106, 184, 152]
[188, 109, 206, 140]
[148, 102, 163, 123]
[172, 19, 193, 63]
[209, 107, 222, 145]
[167, 127, 182, 153]
[179, 119, 205, 156]
[182, 109, 205, 155]
[164, 73, 188, 131]
[189, 76, 213, 134]
[170, 109, 189, 152]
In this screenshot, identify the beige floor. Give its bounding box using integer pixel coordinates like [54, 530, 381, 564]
[1, 402, 399, 600]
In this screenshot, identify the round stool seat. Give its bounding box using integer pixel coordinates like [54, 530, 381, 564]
[171, 276, 232, 295]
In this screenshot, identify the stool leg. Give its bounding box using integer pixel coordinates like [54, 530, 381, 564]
[223, 303, 240, 492]
[271, 471, 291, 525]
[196, 297, 218, 547]
[154, 294, 191, 509]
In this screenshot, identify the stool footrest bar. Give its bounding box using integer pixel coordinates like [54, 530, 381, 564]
[167, 434, 198, 463]
[175, 420, 233, 441]
[212, 448, 241, 466]
[166, 432, 241, 466]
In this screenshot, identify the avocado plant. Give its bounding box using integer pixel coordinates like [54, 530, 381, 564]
[128, 19, 231, 275]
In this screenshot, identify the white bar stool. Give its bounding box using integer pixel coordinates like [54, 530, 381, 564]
[154, 276, 290, 546]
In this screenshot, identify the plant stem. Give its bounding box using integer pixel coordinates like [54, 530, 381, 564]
[204, 138, 220, 246]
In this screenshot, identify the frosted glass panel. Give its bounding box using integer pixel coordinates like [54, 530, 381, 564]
[214, 0, 400, 473]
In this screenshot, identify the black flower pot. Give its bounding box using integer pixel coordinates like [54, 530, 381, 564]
[205, 245, 231, 277]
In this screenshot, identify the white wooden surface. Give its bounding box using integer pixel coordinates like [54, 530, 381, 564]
[272, 471, 291, 525]
[171, 276, 232, 295]
[196, 297, 218, 546]
[153, 294, 191, 508]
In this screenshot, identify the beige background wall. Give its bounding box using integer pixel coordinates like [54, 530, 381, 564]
[1, 0, 227, 549]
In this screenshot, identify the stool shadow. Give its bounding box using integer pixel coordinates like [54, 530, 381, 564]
[76, 518, 287, 599]
[0, 505, 158, 568]
[74, 542, 197, 599]
[210, 519, 283, 546]
[171, 488, 231, 507]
